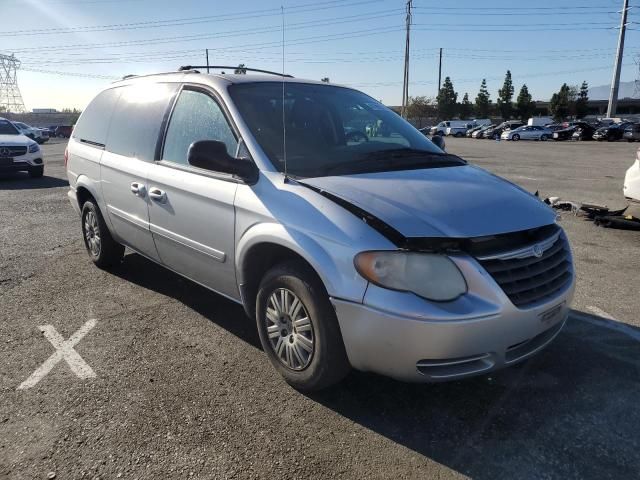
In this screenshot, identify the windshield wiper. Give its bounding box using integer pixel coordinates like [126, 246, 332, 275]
[323, 149, 465, 175]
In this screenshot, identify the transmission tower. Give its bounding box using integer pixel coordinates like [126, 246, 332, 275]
[0, 54, 26, 113]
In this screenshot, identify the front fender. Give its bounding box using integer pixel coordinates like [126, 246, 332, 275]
[235, 222, 369, 303]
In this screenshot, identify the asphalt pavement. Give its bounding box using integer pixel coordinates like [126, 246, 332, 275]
[1, 138, 639, 479]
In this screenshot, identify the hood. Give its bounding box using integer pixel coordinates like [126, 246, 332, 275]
[302, 165, 556, 239]
[0, 134, 31, 145]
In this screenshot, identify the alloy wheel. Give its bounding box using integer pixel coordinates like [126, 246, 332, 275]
[84, 211, 101, 257]
[265, 288, 315, 371]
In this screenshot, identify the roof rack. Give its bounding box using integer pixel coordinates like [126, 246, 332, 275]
[178, 65, 293, 78]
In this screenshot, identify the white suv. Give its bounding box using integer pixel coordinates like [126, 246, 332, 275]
[0, 117, 44, 177]
[66, 71, 574, 391]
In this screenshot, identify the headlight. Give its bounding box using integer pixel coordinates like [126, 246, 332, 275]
[354, 251, 467, 301]
[28, 143, 39, 153]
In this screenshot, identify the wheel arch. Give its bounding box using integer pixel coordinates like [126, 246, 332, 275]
[236, 223, 352, 320]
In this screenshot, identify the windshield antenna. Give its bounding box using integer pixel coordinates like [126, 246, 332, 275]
[281, 5, 288, 180]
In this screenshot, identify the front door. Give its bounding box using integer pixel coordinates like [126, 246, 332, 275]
[146, 87, 240, 299]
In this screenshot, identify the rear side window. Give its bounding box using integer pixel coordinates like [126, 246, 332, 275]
[106, 83, 178, 161]
[162, 89, 238, 166]
[73, 88, 120, 146]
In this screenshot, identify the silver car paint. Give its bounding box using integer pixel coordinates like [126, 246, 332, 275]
[67, 72, 575, 382]
[302, 166, 557, 238]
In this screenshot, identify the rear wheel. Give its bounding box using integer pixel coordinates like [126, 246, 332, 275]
[256, 261, 350, 391]
[540, 134, 549, 141]
[28, 165, 44, 178]
[81, 200, 124, 268]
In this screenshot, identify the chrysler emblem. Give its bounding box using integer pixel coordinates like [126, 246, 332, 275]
[533, 244, 544, 258]
[0, 147, 10, 157]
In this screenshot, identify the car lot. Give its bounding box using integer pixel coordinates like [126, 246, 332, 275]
[1, 139, 639, 479]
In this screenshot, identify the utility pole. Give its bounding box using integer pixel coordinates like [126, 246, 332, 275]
[607, 0, 629, 118]
[400, 0, 413, 118]
[205, 49, 210, 73]
[438, 48, 443, 93]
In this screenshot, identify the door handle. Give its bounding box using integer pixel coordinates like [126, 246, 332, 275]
[130, 182, 146, 196]
[148, 187, 167, 203]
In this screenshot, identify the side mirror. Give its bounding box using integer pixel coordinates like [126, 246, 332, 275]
[431, 134, 446, 151]
[188, 140, 258, 183]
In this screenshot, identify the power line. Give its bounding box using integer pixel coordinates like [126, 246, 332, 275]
[0, 0, 384, 37]
[4, 12, 403, 53]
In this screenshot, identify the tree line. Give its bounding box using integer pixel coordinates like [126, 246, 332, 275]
[408, 71, 589, 122]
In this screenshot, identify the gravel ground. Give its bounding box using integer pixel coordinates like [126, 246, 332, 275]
[1, 138, 639, 480]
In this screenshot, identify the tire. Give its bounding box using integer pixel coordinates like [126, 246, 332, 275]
[540, 134, 548, 141]
[628, 139, 635, 143]
[80, 200, 124, 268]
[607, 136, 615, 142]
[455, 132, 464, 138]
[29, 165, 44, 178]
[256, 260, 350, 391]
[512, 134, 520, 141]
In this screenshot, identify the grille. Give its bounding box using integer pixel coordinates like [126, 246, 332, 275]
[0, 146, 27, 157]
[477, 230, 572, 308]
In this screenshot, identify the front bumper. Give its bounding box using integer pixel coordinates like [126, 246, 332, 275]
[332, 254, 575, 382]
[0, 156, 43, 173]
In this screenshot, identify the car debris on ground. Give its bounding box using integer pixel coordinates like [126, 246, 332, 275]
[544, 196, 640, 231]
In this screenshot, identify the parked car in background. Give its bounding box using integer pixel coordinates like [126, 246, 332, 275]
[623, 123, 640, 142]
[35, 128, 50, 143]
[501, 125, 553, 141]
[466, 125, 484, 137]
[545, 124, 564, 132]
[552, 121, 592, 141]
[593, 122, 632, 142]
[446, 122, 474, 137]
[65, 72, 574, 390]
[486, 121, 525, 140]
[430, 120, 470, 136]
[472, 124, 495, 139]
[54, 125, 73, 138]
[12, 121, 48, 144]
[0, 117, 44, 177]
[571, 124, 597, 141]
[624, 149, 640, 203]
[46, 125, 59, 137]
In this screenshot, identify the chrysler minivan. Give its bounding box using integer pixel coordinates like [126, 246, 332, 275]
[66, 69, 575, 390]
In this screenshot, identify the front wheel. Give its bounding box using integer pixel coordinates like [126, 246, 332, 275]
[512, 134, 520, 141]
[81, 200, 124, 268]
[256, 261, 350, 391]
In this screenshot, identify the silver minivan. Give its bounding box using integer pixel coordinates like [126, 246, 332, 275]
[66, 70, 575, 390]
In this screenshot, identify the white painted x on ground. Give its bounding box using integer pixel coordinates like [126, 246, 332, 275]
[18, 319, 97, 390]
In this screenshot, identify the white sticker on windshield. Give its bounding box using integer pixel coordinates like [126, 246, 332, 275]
[364, 102, 385, 111]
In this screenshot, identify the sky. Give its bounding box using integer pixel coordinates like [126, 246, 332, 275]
[1, 0, 639, 111]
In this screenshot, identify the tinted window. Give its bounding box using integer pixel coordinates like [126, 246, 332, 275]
[73, 88, 120, 145]
[162, 89, 238, 166]
[106, 83, 177, 161]
[0, 119, 19, 135]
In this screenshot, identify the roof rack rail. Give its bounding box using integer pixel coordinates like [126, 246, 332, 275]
[178, 65, 293, 78]
[122, 74, 137, 80]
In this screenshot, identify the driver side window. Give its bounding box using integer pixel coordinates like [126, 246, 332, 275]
[162, 89, 238, 166]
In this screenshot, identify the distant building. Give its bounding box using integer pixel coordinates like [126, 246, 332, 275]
[32, 108, 58, 114]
